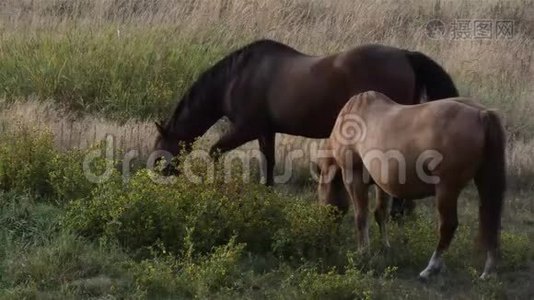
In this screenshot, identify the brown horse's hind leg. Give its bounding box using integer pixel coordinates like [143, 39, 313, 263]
[374, 186, 390, 248]
[419, 184, 460, 280]
[341, 168, 370, 250]
[258, 132, 275, 186]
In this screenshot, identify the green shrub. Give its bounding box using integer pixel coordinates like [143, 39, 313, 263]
[131, 237, 245, 298]
[65, 168, 282, 255]
[0, 126, 114, 203]
[273, 200, 343, 261]
[48, 146, 117, 203]
[0, 126, 56, 196]
[64, 163, 346, 262]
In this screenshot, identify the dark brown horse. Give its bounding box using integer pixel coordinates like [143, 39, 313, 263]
[154, 39, 458, 216]
[319, 91, 506, 280]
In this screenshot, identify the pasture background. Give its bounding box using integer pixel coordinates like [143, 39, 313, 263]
[0, 0, 533, 298]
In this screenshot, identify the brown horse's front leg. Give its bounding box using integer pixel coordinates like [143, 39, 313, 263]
[258, 132, 275, 186]
[209, 127, 257, 161]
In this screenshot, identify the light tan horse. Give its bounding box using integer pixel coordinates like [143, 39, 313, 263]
[317, 91, 506, 280]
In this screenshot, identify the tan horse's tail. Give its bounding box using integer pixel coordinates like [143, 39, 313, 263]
[475, 110, 506, 252]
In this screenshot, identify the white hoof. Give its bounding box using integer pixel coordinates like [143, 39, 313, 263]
[419, 251, 444, 281]
[418, 271, 431, 282]
[357, 245, 371, 255]
[480, 272, 496, 280]
[418, 265, 442, 281]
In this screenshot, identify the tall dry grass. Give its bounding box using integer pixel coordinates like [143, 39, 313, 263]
[1, 0, 533, 122]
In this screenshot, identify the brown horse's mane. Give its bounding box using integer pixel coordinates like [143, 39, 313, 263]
[163, 39, 302, 133]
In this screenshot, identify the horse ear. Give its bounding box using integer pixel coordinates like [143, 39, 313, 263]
[155, 122, 166, 136]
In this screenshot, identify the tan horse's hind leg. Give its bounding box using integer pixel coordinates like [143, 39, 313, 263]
[374, 186, 391, 248]
[341, 168, 370, 250]
[475, 174, 503, 279]
[419, 184, 461, 280]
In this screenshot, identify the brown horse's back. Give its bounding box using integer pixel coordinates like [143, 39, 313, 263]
[268, 45, 416, 137]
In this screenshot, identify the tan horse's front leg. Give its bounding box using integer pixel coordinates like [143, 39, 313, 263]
[341, 167, 370, 251]
[374, 186, 391, 248]
[419, 184, 461, 281]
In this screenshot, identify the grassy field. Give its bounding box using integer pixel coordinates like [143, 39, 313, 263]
[1, 0, 534, 299]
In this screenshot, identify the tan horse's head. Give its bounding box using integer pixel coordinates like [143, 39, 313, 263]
[315, 142, 350, 215]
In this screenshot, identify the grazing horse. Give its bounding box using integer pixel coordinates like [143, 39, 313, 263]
[153, 39, 459, 217]
[318, 91, 506, 280]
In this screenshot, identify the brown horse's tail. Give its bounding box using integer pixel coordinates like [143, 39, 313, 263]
[475, 110, 506, 252]
[406, 51, 459, 102]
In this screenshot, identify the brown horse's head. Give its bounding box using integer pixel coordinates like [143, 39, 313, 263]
[153, 122, 195, 176]
[154, 122, 180, 156]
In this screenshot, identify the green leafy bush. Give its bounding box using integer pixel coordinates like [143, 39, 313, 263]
[0, 126, 113, 203]
[64, 164, 344, 261]
[131, 237, 245, 298]
[48, 146, 117, 203]
[0, 126, 56, 196]
[273, 200, 343, 261]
